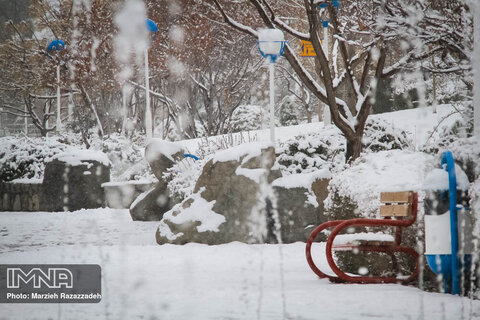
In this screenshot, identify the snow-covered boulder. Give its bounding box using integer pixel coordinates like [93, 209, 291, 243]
[272, 170, 331, 243]
[129, 182, 176, 221]
[102, 181, 155, 209]
[145, 139, 185, 182]
[42, 149, 111, 212]
[156, 141, 279, 244]
[129, 140, 186, 220]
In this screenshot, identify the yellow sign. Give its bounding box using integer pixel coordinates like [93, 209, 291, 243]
[301, 40, 316, 57]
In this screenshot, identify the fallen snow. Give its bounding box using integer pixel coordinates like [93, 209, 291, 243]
[145, 139, 184, 163]
[272, 169, 331, 190]
[332, 232, 395, 245]
[10, 178, 43, 184]
[423, 165, 470, 191]
[159, 190, 225, 238]
[0, 209, 478, 319]
[212, 141, 273, 164]
[54, 149, 111, 167]
[101, 180, 154, 187]
[235, 167, 268, 184]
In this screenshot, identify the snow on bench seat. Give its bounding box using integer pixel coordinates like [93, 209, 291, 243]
[332, 232, 395, 251]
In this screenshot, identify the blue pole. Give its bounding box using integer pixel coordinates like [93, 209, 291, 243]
[441, 151, 459, 295]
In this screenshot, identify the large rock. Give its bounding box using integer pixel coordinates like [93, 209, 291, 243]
[156, 141, 277, 244]
[102, 181, 155, 209]
[145, 139, 185, 181]
[41, 150, 110, 212]
[272, 170, 331, 243]
[129, 140, 184, 221]
[130, 182, 176, 221]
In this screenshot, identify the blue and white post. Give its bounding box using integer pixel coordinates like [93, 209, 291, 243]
[257, 29, 285, 143]
[47, 39, 66, 132]
[145, 18, 158, 142]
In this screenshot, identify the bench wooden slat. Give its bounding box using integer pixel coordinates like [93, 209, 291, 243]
[380, 191, 412, 204]
[380, 204, 411, 217]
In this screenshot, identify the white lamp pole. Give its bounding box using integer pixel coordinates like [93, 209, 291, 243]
[144, 48, 152, 141]
[145, 18, 158, 143]
[47, 39, 66, 133]
[269, 62, 275, 142]
[56, 63, 61, 131]
[258, 29, 285, 144]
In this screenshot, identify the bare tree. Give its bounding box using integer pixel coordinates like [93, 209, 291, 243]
[211, 0, 472, 161]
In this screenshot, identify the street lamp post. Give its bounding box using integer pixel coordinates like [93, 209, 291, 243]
[47, 39, 66, 133]
[145, 18, 158, 142]
[258, 29, 285, 143]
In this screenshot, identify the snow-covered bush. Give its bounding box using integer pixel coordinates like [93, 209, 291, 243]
[102, 133, 154, 181]
[325, 150, 435, 279]
[422, 102, 472, 154]
[362, 118, 413, 152]
[163, 158, 205, 204]
[324, 150, 434, 218]
[0, 137, 73, 182]
[442, 136, 480, 183]
[229, 105, 266, 132]
[276, 127, 345, 175]
[277, 95, 300, 126]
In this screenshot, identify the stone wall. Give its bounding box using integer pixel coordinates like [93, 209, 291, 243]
[0, 182, 43, 211]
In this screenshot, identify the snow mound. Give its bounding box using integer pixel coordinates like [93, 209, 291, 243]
[423, 165, 470, 191]
[212, 141, 273, 164]
[54, 149, 111, 167]
[272, 169, 331, 190]
[145, 139, 184, 163]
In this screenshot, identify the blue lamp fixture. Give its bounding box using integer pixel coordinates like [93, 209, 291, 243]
[257, 28, 285, 143]
[145, 18, 158, 44]
[47, 39, 66, 53]
[257, 29, 286, 63]
[145, 18, 158, 32]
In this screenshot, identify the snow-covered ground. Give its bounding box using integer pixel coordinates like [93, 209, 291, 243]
[1, 209, 479, 320]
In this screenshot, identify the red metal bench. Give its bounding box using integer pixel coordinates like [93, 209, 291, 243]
[305, 191, 419, 284]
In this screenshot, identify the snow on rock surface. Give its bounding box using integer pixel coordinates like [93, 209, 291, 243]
[54, 149, 111, 167]
[272, 169, 331, 190]
[326, 150, 435, 217]
[145, 139, 184, 163]
[211, 141, 273, 164]
[157, 190, 226, 241]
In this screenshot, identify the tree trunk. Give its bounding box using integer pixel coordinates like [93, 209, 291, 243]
[345, 135, 363, 163]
